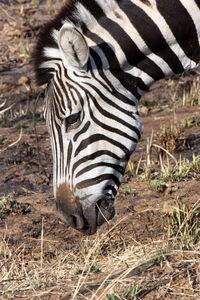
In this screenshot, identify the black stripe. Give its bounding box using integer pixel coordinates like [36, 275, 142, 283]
[76, 174, 120, 190]
[82, 2, 165, 80]
[69, 88, 77, 105]
[50, 115, 58, 181]
[52, 83, 66, 117]
[83, 24, 149, 94]
[74, 121, 90, 142]
[74, 134, 130, 158]
[66, 140, 72, 180]
[76, 162, 124, 178]
[72, 150, 121, 178]
[157, 0, 200, 63]
[118, 0, 184, 74]
[194, 0, 200, 9]
[87, 94, 139, 143]
[54, 63, 68, 111]
[86, 90, 141, 139]
[52, 95, 62, 124]
[73, 71, 91, 79]
[51, 112, 63, 182]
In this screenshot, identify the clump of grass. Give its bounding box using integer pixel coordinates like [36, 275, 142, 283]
[0, 194, 31, 219]
[192, 151, 200, 170]
[162, 163, 190, 182]
[160, 151, 200, 182]
[167, 200, 200, 248]
[88, 262, 102, 273]
[169, 76, 200, 108]
[181, 116, 200, 128]
[151, 180, 167, 193]
[157, 124, 183, 154]
[106, 282, 142, 300]
[140, 130, 200, 182]
[182, 77, 200, 107]
[156, 115, 200, 156]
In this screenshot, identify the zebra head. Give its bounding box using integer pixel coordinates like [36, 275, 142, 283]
[36, 23, 141, 235]
[34, 0, 200, 234]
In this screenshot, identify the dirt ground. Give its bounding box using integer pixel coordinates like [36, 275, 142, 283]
[1, 1, 200, 299]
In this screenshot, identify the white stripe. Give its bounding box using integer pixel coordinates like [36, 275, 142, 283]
[181, 0, 200, 46]
[74, 2, 154, 86]
[105, 1, 173, 75]
[43, 47, 60, 59]
[134, 0, 197, 70]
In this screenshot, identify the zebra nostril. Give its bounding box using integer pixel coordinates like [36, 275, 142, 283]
[70, 214, 85, 230]
[97, 198, 115, 226]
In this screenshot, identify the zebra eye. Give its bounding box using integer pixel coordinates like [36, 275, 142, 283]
[64, 112, 81, 132]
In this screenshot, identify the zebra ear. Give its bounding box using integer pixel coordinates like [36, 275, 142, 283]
[58, 24, 89, 70]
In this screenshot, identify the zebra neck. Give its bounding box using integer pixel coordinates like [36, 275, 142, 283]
[81, 0, 199, 89]
[34, 0, 200, 89]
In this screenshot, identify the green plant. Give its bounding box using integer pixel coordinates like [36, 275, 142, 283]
[128, 160, 136, 177]
[122, 187, 136, 195]
[122, 282, 142, 299]
[182, 116, 200, 128]
[0, 195, 31, 219]
[87, 262, 102, 273]
[106, 282, 142, 300]
[145, 248, 164, 268]
[151, 180, 167, 192]
[167, 200, 200, 248]
[106, 293, 119, 300]
[163, 164, 190, 182]
[192, 152, 200, 170]
[158, 152, 200, 182]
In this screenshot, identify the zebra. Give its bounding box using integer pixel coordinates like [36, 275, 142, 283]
[34, 0, 200, 235]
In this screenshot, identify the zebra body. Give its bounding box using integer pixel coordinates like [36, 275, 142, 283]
[34, 0, 200, 234]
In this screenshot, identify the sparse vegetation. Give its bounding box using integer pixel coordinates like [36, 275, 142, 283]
[0, 194, 31, 219]
[1, 1, 200, 299]
[151, 180, 167, 193]
[167, 200, 200, 248]
[87, 262, 102, 273]
[106, 282, 142, 300]
[176, 77, 200, 108]
[157, 123, 183, 153]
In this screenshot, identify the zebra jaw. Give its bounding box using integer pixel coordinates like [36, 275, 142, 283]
[56, 183, 115, 235]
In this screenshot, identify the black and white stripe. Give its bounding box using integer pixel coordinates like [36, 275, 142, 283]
[34, 0, 200, 231]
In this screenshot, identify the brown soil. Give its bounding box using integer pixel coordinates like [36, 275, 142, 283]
[0, 2, 200, 299]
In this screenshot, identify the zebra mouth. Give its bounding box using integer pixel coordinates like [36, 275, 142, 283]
[58, 199, 115, 235]
[80, 197, 115, 235]
[56, 184, 115, 235]
[96, 198, 115, 226]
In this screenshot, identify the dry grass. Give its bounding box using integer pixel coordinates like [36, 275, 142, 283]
[156, 124, 183, 154]
[1, 206, 200, 299]
[1, 2, 200, 299]
[180, 76, 200, 107]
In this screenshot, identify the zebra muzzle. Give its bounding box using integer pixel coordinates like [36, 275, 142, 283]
[56, 184, 115, 235]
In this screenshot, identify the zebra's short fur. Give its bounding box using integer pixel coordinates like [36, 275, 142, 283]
[34, 0, 200, 234]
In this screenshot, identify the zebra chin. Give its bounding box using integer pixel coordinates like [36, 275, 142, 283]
[55, 183, 115, 235]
